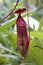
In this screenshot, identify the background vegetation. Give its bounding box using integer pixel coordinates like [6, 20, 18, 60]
[0, 0, 43, 65]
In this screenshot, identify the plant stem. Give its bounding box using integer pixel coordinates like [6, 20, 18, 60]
[0, 0, 19, 23]
[26, 0, 30, 41]
[18, 61, 21, 65]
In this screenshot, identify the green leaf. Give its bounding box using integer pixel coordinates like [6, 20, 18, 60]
[24, 38, 43, 65]
[0, 44, 23, 59]
[30, 32, 43, 40]
[0, 10, 34, 32]
[30, 39, 43, 65]
[0, 33, 8, 46]
[38, 17, 43, 31]
[0, 18, 16, 32]
[7, 33, 17, 51]
[0, 54, 20, 60]
[0, 44, 17, 55]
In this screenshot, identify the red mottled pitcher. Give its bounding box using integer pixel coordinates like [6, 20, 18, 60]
[15, 8, 30, 57]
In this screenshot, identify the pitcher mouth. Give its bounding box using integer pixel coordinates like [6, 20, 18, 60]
[15, 8, 27, 14]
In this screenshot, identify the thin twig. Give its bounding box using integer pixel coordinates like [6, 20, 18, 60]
[26, 0, 30, 40]
[0, 0, 19, 23]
